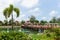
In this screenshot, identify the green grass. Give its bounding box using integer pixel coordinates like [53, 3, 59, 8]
[30, 33, 55, 40]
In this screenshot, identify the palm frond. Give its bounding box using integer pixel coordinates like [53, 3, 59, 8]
[8, 8, 12, 17]
[10, 4, 13, 10]
[14, 8, 20, 17]
[7, 4, 14, 17]
[3, 8, 8, 18]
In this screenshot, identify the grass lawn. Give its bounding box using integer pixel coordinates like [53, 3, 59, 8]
[29, 33, 55, 40]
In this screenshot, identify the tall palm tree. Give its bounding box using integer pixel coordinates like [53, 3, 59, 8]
[3, 4, 20, 30]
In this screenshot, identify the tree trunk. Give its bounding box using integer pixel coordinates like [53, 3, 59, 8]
[6, 18, 8, 26]
[6, 13, 8, 26]
[12, 14, 13, 30]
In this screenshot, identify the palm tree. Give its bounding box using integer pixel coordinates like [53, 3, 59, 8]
[3, 4, 20, 30]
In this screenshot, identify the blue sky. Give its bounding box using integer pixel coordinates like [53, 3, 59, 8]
[0, 0, 60, 21]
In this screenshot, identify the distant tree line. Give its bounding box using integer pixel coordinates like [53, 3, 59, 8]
[0, 16, 60, 26]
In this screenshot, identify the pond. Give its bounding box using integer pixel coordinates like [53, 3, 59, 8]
[0, 26, 44, 33]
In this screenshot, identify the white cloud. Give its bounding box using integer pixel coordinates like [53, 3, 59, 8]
[57, 16, 60, 18]
[49, 10, 58, 16]
[15, 14, 28, 21]
[0, 0, 20, 11]
[28, 8, 39, 12]
[28, 7, 41, 16]
[0, 13, 5, 21]
[41, 17, 50, 21]
[18, 11, 26, 18]
[19, 14, 25, 18]
[20, 0, 39, 8]
[42, 17, 46, 20]
[15, 11, 26, 21]
[0, 0, 20, 4]
[0, 0, 21, 10]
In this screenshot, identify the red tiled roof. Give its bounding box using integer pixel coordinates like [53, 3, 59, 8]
[21, 25, 51, 29]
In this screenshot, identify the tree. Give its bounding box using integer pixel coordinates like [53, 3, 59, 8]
[34, 20, 39, 25]
[40, 20, 47, 25]
[57, 17, 60, 25]
[49, 17, 57, 23]
[21, 20, 25, 24]
[9, 19, 15, 26]
[4, 20, 8, 26]
[29, 16, 36, 24]
[3, 4, 20, 30]
[15, 21, 20, 26]
[0, 21, 3, 26]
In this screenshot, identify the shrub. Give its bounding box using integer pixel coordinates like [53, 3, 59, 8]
[0, 31, 33, 40]
[46, 33, 51, 37]
[53, 28, 60, 40]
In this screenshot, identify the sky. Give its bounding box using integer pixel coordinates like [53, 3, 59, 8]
[0, 0, 60, 21]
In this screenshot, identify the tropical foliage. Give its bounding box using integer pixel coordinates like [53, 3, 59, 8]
[0, 32, 32, 40]
[3, 4, 20, 29]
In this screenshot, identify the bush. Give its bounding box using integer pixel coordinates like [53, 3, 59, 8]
[55, 36, 60, 40]
[46, 33, 51, 37]
[0, 31, 33, 40]
[53, 28, 60, 40]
